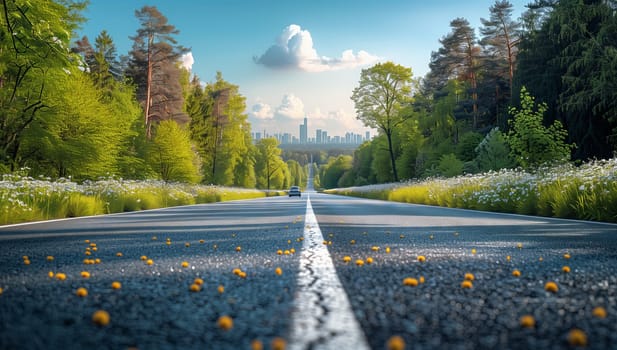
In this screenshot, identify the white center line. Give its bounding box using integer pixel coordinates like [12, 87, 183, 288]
[288, 195, 370, 350]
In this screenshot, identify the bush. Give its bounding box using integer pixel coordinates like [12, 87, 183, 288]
[438, 154, 464, 177]
[507, 87, 573, 168]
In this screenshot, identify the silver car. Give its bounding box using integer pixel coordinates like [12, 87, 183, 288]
[288, 186, 301, 197]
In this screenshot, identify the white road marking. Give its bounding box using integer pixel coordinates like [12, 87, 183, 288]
[289, 195, 370, 350]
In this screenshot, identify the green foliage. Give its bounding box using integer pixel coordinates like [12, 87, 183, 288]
[287, 160, 307, 187]
[437, 154, 464, 177]
[0, 0, 85, 170]
[506, 87, 573, 168]
[126, 6, 188, 136]
[20, 69, 125, 179]
[456, 132, 483, 162]
[351, 61, 413, 182]
[147, 120, 200, 183]
[254, 138, 288, 190]
[188, 73, 252, 186]
[320, 155, 353, 189]
[475, 128, 515, 171]
[515, 0, 617, 159]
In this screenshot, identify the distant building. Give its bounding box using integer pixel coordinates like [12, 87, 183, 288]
[316, 129, 322, 144]
[365, 131, 370, 141]
[299, 117, 308, 144]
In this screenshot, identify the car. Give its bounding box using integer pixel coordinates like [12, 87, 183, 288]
[288, 186, 301, 197]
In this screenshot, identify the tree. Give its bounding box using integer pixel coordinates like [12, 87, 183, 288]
[0, 0, 85, 171]
[351, 62, 413, 182]
[515, 0, 617, 159]
[428, 18, 482, 129]
[287, 160, 307, 187]
[188, 73, 252, 186]
[437, 153, 464, 177]
[126, 6, 188, 138]
[320, 155, 353, 189]
[19, 69, 128, 179]
[480, 0, 521, 98]
[147, 120, 199, 183]
[474, 128, 515, 171]
[255, 138, 287, 190]
[506, 87, 573, 168]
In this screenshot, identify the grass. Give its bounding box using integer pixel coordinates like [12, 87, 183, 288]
[0, 175, 279, 225]
[325, 158, 617, 223]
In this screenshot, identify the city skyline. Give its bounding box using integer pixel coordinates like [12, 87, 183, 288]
[252, 116, 370, 146]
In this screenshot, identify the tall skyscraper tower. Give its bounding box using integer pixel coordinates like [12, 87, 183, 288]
[300, 117, 308, 144]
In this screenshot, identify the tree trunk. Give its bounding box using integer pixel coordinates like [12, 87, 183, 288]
[144, 33, 153, 139]
[386, 131, 399, 182]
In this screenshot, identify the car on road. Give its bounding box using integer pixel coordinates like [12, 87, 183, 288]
[288, 186, 301, 197]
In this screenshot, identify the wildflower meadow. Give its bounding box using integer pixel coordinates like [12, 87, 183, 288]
[326, 158, 617, 223]
[0, 173, 281, 225]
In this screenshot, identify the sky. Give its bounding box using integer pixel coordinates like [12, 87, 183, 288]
[78, 0, 531, 139]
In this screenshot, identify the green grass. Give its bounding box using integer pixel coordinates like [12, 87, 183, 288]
[325, 159, 617, 223]
[0, 176, 277, 225]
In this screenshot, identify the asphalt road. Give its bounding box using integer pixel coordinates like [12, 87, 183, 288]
[1, 191, 616, 349]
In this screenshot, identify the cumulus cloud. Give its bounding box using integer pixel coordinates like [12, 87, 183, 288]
[250, 101, 274, 120]
[180, 52, 194, 70]
[307, 108, 361, 132]
[254, 24, 380, 72]
[275, 93, 305, 119]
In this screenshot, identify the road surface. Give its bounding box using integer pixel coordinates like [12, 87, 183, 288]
[1, 190, 616, 349]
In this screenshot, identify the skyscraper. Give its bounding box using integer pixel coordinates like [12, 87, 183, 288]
[299, 117, 308, 144]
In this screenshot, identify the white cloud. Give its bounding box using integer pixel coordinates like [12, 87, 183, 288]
[180, 52, 194, 71]
[254, 24, 380, 72]
[307, 108, 361, 133]
[275, 93, 305, 119]
[250, 101, 274, 120]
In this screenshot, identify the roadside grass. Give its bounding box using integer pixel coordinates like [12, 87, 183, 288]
[0, 176, 279, 225]
[325, 158, 617, 223]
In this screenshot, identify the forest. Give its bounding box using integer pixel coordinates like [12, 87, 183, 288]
[320, 0, 617, 189]
[1, 0, 616, 191]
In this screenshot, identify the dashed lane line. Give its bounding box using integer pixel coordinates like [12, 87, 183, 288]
[288, 195, 370, 350]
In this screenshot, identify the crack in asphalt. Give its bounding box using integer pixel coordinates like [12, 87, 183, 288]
[288, 196, 369, 350]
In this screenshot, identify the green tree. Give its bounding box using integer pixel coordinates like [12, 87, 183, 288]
[188, 73, 252, 186]
[506, 87, 573, 168]
[515, 0, 617, 159]
[474, 128, 514, 171]
[126, 6, 188, 138]
[320, 155, 353, 189]
[351, 62, 413, 182]
[147, 120, 199, 183]
[351, 141, 375, 185]
[287, 159, 307, 187]
[456, 132, 483, 162]
[480, 0, 521, 99]
[0, 0, 85, 171]
[255, 138, 287, 190]
[19, 69, 126, 179]
[437, 153, 464, 177]
[428, 18, 482, 129]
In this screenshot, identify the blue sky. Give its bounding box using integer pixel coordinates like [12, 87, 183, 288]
[79, 0, 530, 138]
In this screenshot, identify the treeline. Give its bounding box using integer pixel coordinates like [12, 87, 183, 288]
[335, 0, 617, 188]
[0, 2, 305, 189]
